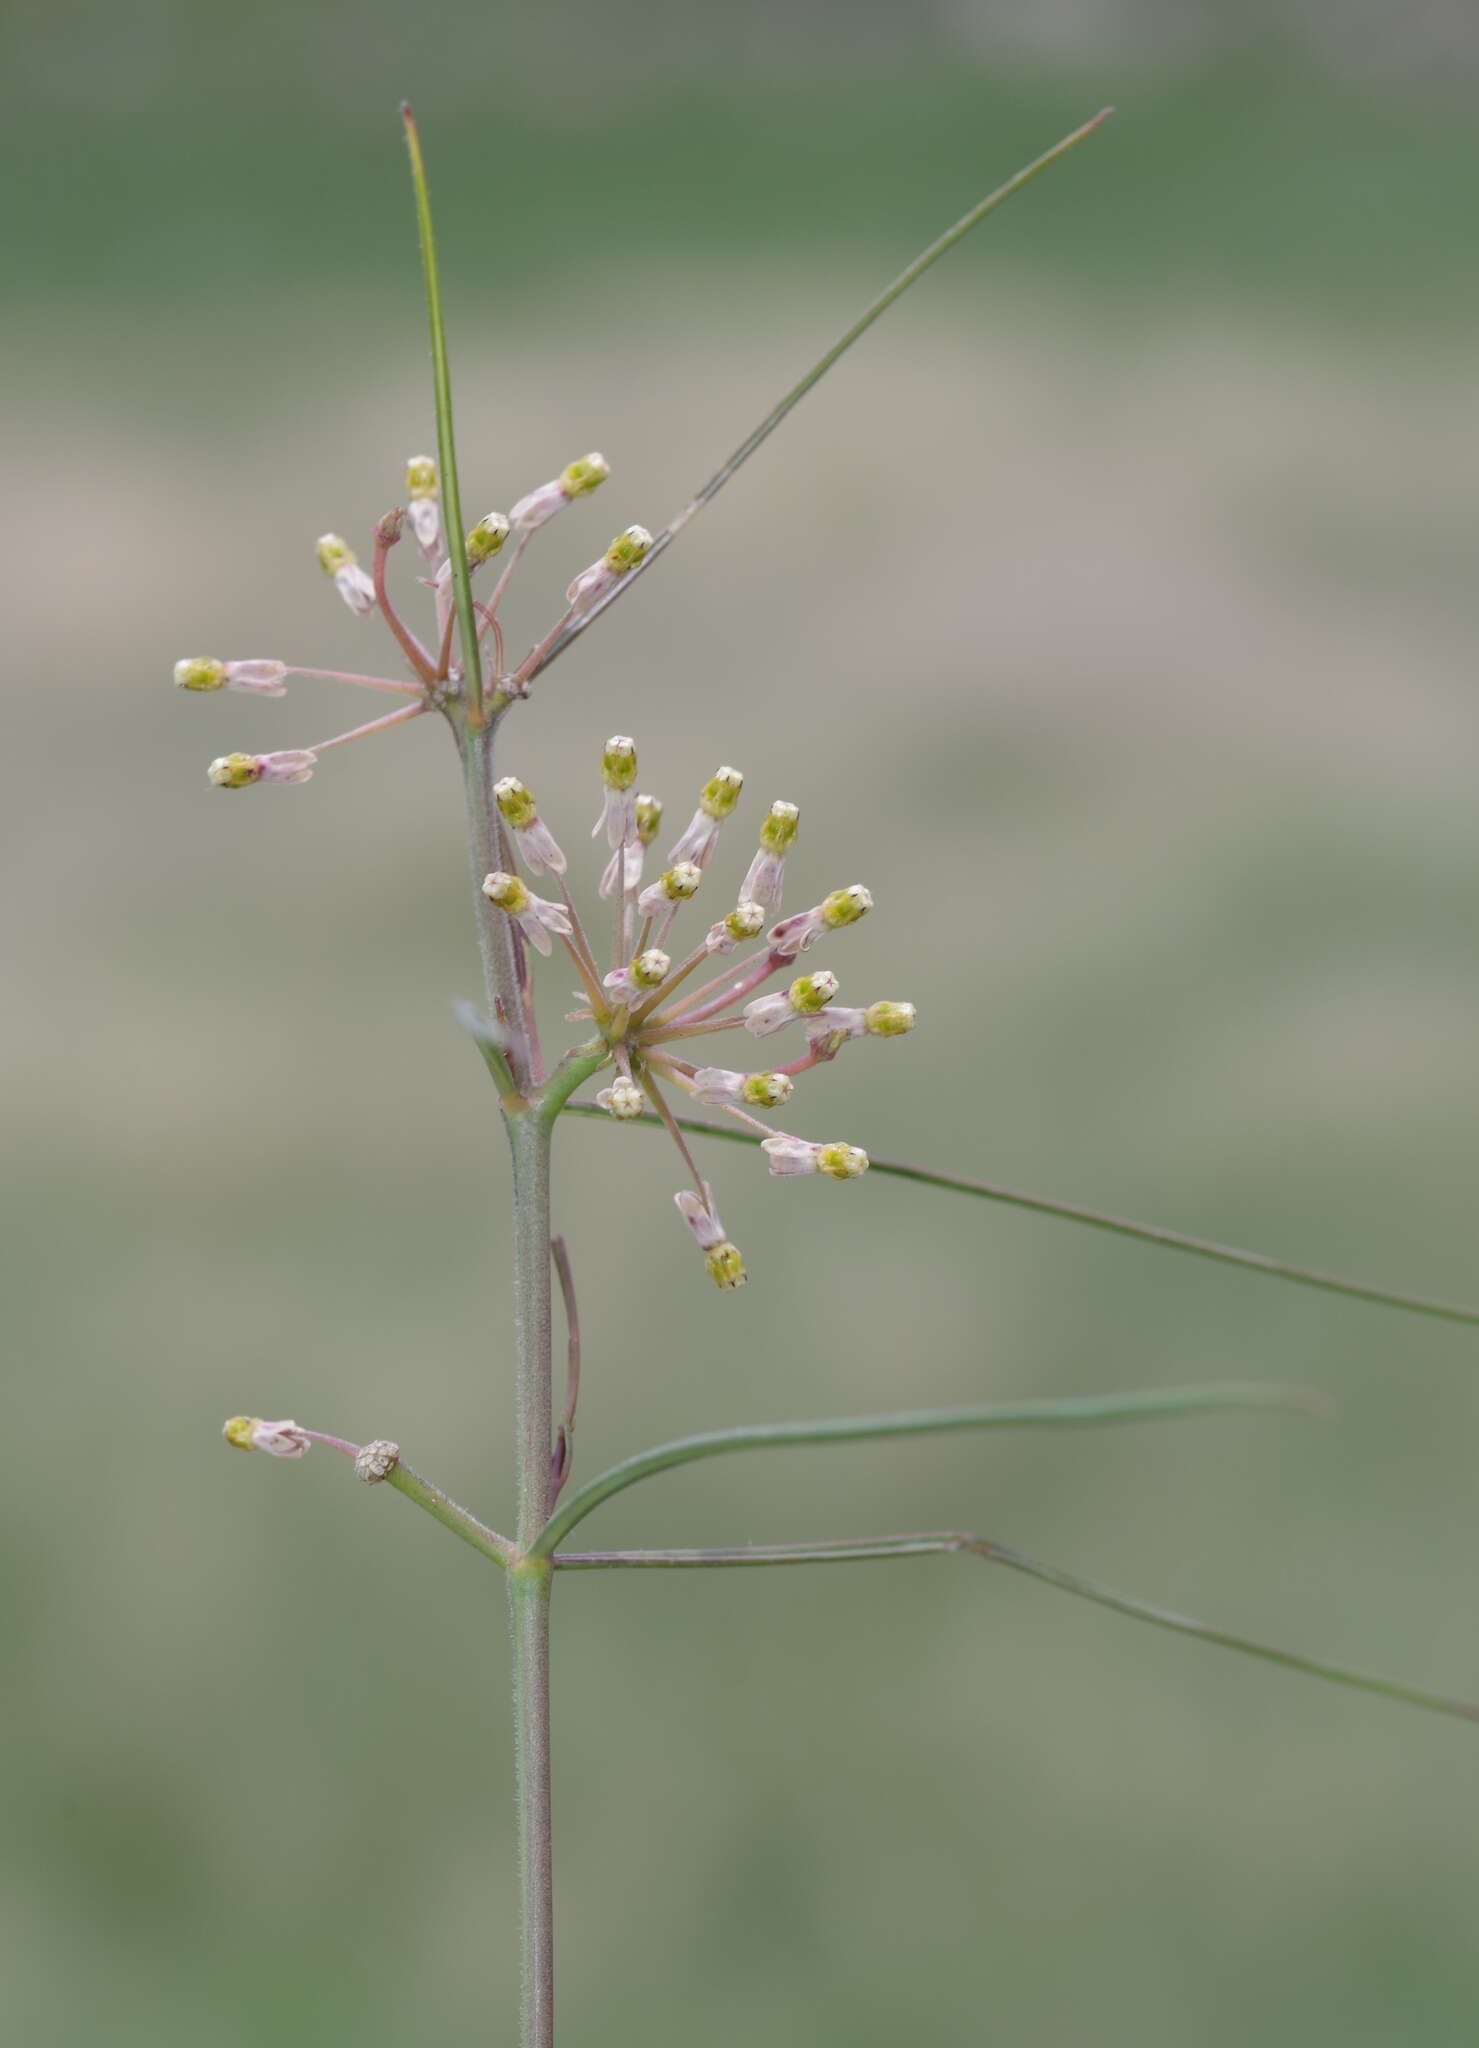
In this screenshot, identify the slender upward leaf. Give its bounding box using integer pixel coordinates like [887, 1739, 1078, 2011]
[527, 1381, 1321, 1557]
[551, 1530, 1479, 1726]
[561, 1101, 1479, 1331]
[526, 109, 1112, 683]
[402, 103, 483, 719]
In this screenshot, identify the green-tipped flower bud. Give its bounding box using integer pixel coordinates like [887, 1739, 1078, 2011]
[743, 969, 839, 1037]
[631, 948, 671, 989]
[638, 862, 702, 913]
[405, 455, 438, 498]
[668, 766, 745, 869]
[561, 452, 610, 497]
[864, 1000, 916, 1036]
[494, 776, 538, 831]
[466, 511, 511, 564]
[705, 1242, 748, 1289]
[760, 1136, 870, 1179]
[175, 657, 226, 692]
[222, 1415, 312, 1457]
[602, 736, 638, 790]
[705, 900, 767, 954]
[603, 524, 652, 572]
[635, 794, 663, 845]
[596, 1077, 645, 1119]
[316, 533, 376, 614]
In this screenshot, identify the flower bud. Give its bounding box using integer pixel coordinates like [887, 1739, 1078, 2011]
[705, 900, 767, 954]
[705, 1242, 748, 1289]
[593, 736, 640, 847]
[739, 801, 799, 911]
[562, 452, 610, 497]
[596, 1077, 645, 1119]
[404, 455, 441, 555]
[769, 884, 873, 959]
[669, 766, 744, 867]
[208, 749, 317, 788]
[316, 534, 376, 615]
[692, 1067, 794, 1109]
[466, 511, 511, 565]
[603, 948, 672, 1003]
[760, 1136, 869, 1179]
[743, 970, 838, 1037]
[175, 658, 290, 698]
[865, 1000, 916, 1036]
[495, 775, 567, 876]
[674, 1188, 747, 1290]
[509, 453, 611, 532]
[482, 871, 573, 956]
[638, 862, 702, 914]
[566, 525, 653, 613]
[636, 794, 663, 844]
[223, 1416, 311, 1457]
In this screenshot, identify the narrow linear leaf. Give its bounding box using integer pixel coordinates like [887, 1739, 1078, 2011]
[402, 103, 483, 718]
[527, 1381, 1321, 1557]
[561, 1101, 1479, 1331]
[552, 1530, 1479, 1726]
[527, 109, 1112, 682]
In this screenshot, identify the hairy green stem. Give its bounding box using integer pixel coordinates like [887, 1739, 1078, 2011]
[560, 1102, 1479, 1331]
[507, 1562, 555, 2048]
[506, 1110, 557, 2048]
[385, 1459, 513, 1566]
[528, 1381, 1323, 1558]
[550, 1532, 1479, 1725]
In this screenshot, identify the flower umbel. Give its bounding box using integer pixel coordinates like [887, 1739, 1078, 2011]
[475, 739, 913, 1288]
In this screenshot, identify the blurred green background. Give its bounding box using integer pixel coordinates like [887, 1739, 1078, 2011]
[8, 2, 1479, 2041]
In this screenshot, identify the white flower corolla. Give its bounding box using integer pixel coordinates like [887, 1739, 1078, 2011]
[603, 949, 671, 1002]
[208, 750, 317, 788]
[743, 970, 839, 1037]
[668, 766, 743, 868]
[704, 901, 767, 954]
[804, 999, 917, 1053]
[567, 525, 652, 613]
[222, 1416, 312, 1457]
[481, 871, 574, 956]
[316, 534, 376, 615]
[768, 884, 872, 959]
[405, 455, 442, 556]
[691, 1067, 794, 1109]
[673, 1187, 747, 1290]
[599, 789, 660, 900]
[495, 775, 568, 876]
[760, 1137, 870, 1179]
[596, 1077, 645, 1119]
[175, 658, 289, 698]
[738, 800, 799, 911]
[510, 452, 610, 532]
[592, 736, 639, 848]
[638, 861, 702, 914]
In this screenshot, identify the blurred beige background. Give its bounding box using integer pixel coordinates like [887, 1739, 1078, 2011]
[7, 3, 1479, 2042]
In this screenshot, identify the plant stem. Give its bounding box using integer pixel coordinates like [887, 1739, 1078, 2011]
[507, 1559, 555, 2048]
[507, 1108, 557, 2048]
